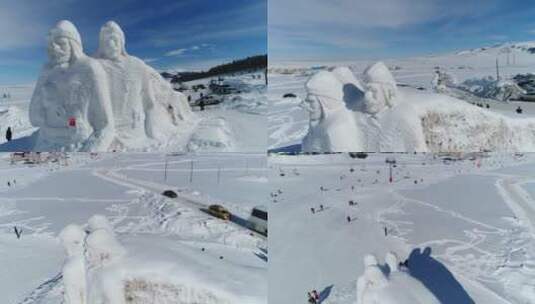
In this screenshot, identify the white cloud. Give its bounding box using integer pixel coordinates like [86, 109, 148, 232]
[142, 57, 158, 63]
[165, 48, 187, 56]
[164, 43, 214, 57]
[269, 0, 498, 29]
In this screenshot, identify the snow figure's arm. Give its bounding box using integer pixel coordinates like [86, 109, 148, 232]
[142, 70, 166, 141]
[83, 63, 115, 151]
[29, 72, 48, 127]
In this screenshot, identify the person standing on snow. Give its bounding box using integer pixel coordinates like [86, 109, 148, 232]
[5, 126, 12, 142]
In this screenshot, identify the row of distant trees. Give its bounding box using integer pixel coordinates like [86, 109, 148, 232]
[162, 55, 267, 83]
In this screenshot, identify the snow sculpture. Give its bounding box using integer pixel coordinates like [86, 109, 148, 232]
[87, 214, 114, 235]
[29, 20, 115, 152]
[357, 253, 440, 304]
[362, 62, 398, 114]
[85, 228, 126, 269]
[301, 70, 363, 151]
[59, 224, 87, 304]
[95, 21, 194, 146]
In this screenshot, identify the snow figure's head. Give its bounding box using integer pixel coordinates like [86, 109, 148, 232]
[304, 71, 345, 122]
[47, 20, 84, 67]
[98, 21, 127, 61]
[59, 224, 86, 258]
[364, 265, 389, 289]
[363, 254, 378, 267]
[87, 214, 115, 235]
[85, 228, 126, 268]
[363, 62, 398, 113]
[331, 66, 364, 91]
[385, 252, 399, 273]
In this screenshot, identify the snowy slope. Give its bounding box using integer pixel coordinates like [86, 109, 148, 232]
[269, 42, 535, 151]
[269, 153, 535, 303]
[0, 71, 266, 153]
[0, 153, 267, 303]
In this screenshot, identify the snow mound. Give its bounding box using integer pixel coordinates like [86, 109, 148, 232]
[187, 117, 234, 151]
[87, 214, 115, 235]
[123, 278, 232, 304]
[458, 77, 525, 101]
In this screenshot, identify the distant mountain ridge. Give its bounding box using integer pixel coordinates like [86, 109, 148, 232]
[161, 55, 267, 83]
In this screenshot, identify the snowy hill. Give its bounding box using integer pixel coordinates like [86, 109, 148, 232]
[269, 153, 535, 303]
[269, 42, 535, 152]
[0, 153, 267, 303]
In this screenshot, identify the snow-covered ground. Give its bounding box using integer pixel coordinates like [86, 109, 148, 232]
[0, 71, 266, 153]
[0, 152, 267, 303]
[269, 152, 535, 303]
[268, 42, 535, 151]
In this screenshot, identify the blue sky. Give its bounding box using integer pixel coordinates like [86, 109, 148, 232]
[0, 0, 266, 85]
[269, 0, 535, 64]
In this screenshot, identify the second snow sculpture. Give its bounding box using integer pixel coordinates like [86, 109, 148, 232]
[29, 20, 194, 152]
[95, 21, 194, 148]
[30, 20, 115, 152]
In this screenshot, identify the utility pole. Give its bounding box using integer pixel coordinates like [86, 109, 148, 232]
[217, 164, 221, 184]
[496, 58, 500, 81]
[189, 160, 194, 183]
[163, 156, 168, 181]
[385, 158, 396, 183]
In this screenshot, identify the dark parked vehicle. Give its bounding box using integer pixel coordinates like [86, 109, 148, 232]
[162, 190, 178, 198]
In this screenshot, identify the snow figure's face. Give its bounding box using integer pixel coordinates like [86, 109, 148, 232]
[364, 83, 386, 114]
[305, 94, 322, 122]
[101, 32, 122, 60]
[48, 37, 71, 66]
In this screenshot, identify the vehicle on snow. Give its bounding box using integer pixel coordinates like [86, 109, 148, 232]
[162, 190, 177, 198]
[207, 204, 231, 220]
[249, 206, 267, 235]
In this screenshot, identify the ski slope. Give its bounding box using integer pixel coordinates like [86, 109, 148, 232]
[0, 153, 267, 303]
[269, 153, 535, 303]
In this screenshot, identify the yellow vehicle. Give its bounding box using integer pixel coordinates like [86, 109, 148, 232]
[207, 204, 231, 220]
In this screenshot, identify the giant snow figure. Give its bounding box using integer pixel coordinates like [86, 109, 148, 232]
[95, 21, 194, 147]
[29, 20, 115, 151]
[357, 253, 440, 304]
[59, 224, 87, 304]
[301, 71, 363, 151]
